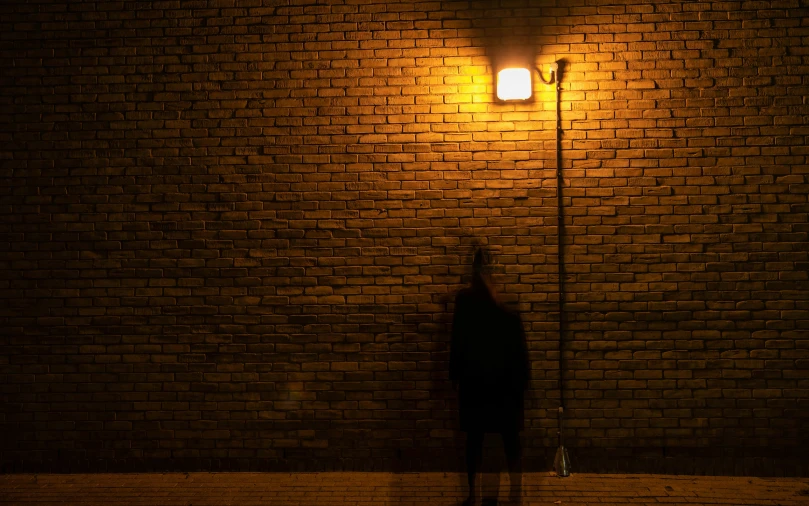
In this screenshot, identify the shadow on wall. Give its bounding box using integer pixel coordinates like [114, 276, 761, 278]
[462, 0, 561, 101]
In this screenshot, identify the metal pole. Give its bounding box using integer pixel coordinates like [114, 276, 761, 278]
[540, 62, 571, 477]
[554, 67, 564, 414]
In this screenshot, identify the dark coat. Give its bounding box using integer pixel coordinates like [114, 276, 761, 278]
[450, 284, 529, 433]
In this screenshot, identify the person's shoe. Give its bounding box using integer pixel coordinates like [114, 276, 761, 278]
[481, 497, 498, 506]
[461, 496, 476, 506]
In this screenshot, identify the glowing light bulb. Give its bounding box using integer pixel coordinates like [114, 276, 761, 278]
[496, 67, 532, 101]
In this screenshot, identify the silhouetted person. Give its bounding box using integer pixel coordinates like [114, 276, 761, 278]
[451, 249, 529, 506]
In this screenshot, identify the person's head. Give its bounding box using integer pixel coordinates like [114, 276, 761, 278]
[471, 247, 494, 293]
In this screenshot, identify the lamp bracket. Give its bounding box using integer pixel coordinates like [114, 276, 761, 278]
[536, 62, 559, 86]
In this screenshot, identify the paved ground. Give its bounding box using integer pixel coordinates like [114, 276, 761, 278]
[1, 472, 808, 505]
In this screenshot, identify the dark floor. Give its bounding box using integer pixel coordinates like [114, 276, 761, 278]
[2, 471, 809, 505]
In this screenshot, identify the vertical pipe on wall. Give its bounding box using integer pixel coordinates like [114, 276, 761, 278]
[554, 66, 565, 414]
[547, 62, 571, 477]
[537, 63, 564, 418]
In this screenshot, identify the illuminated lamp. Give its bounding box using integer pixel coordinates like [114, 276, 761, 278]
[496, 67, 533, 101]
[495, 62, 558, 101]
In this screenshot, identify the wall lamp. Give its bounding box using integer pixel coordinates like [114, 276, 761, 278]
[496, 62, 559, 102]
[495, 58, 570, 477]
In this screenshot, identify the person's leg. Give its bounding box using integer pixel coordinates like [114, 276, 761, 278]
[502, 428, 521, 471]
[465, 430, 484, 505]
[501, 429, 522, 504]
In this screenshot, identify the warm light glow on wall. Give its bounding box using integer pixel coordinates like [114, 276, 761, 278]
[496, 67, 532, 101]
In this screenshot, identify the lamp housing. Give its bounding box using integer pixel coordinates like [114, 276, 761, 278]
[494, 47, 536, 103]
[497, 67, 533, 101]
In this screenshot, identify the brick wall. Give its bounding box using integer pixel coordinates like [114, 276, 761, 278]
[2, 0, 808, 475]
